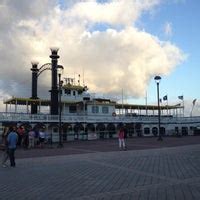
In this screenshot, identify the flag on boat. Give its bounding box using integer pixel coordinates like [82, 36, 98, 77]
[193, 99, 197, 105]
[163, 95, 168, 101]
[178, 95, 183, 100]
[159, 98, 162, 103]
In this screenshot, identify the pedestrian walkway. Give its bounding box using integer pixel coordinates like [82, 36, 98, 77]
[0, 138, 200, 199]
[8, 136, 200, 159]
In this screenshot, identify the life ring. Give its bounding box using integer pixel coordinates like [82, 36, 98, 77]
[112, 112, 116, 117]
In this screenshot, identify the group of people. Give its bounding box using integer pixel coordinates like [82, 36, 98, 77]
[1, 125, 47, 168]
[1, 125, 127, 167]
[16, 126, 46, 149]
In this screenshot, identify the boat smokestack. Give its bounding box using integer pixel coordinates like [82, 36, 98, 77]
[30, 61, 39, 114]
[49, 47, 60, 115]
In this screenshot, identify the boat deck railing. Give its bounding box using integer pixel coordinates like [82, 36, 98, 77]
[0, 112, 200, 124]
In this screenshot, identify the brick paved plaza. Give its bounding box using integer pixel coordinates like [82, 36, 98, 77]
[0, 136, 200, 200]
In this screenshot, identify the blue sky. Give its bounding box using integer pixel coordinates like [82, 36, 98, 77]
[132, 0, 200, 107]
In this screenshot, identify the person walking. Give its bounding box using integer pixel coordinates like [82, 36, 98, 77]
[28, 129, 35, 149]
[23, 127, 29, 149]
[1, 127, 9, 167]
[118, 127, 126, 150]
[39, 129, 46, 148]
[7, 126, 18, 167]
[17, 126, 25, 147]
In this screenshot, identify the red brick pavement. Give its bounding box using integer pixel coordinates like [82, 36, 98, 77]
[10, 135, 200, 159]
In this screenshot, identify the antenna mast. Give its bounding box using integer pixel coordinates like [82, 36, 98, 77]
[83, 68, 85, 86]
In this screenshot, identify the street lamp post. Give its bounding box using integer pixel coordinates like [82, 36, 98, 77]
[57, 67, 64, 148]
[30, 61, 39, 114]
[154, 76, 162, 141]
[50, 47, 60, 115]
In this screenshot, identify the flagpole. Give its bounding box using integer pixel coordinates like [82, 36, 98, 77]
[190, 105, 194, 117]
[163, 95, 168, 115]
[166, 95, 168, 115]
[190, 99, 197, 117]
[178, 95, 184, 117]
[145, 91, 148, 115]
[122, 88, 124, 115]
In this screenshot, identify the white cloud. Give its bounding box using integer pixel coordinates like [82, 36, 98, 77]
[68, 27, 184, 97]
[0, 0, 185, 109]
[67, 0, 160, 26]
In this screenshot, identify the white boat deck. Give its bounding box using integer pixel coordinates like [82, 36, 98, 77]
[0, 112, 200, 125]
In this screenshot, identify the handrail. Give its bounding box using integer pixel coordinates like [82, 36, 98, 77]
[0, 112, 200, 124]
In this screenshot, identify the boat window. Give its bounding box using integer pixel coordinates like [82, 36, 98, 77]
[53, 127, 58, 132]
[69, 105, 77, 113]
[102, 106, 109, 114]
[92, 106, 99, 113]
[182, 127, 188, 136]
[152, 127, 158, 136]
[65, 89, 71, 95]
[78, 90, 82, 95]
[160, 127, 165, 135]
[144, 127, 150, 134]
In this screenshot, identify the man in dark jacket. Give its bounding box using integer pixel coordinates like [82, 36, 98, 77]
[7, 126, 18, 167]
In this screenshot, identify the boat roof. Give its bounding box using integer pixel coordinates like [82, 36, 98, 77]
[3, 97, 79, 106]
[115, 103, 183, 110]
[4, 97, 183, 110]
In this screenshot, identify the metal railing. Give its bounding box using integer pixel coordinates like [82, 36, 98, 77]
[0, 112, 200, 124]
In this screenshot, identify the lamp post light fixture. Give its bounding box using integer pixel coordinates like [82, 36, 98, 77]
[154, 75, 162, 141]
[57, 65, 64, 148]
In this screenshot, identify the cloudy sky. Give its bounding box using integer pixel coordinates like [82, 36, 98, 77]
[0, 0, 199, 116]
